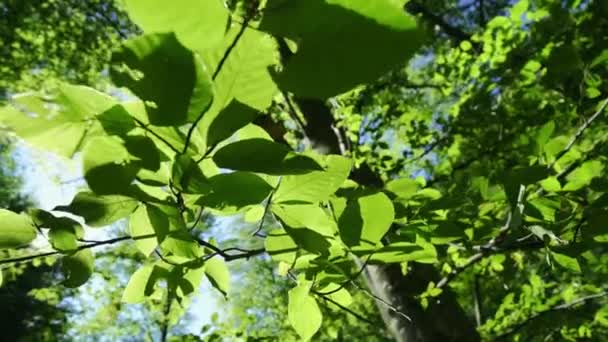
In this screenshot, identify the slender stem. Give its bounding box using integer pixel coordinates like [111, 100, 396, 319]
[549, 97, 608, 170]
[316, 294, 379, 326]
[495, 291, 608, 340]
[132, 117, 181, 154]
[182, 19, 250, 155]
[253, 178, 281, 237]
[0, 234, 156, 266]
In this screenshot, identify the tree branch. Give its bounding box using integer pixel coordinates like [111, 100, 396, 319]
[182, 19, 250, 155]
[495, 291, 608, 340]
[549, 97, 608, 170]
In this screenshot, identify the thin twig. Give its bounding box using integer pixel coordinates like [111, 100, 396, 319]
[182, 19, 250, 155]
[0, 233, 157, 266]
[351, 281, 412, 322]
[253, 177, 281, 237]
[316, 294, 379, 326]
[549, 97, 608, 170]
[316, 253, 374, 296]
[495, 291, 608, 340]
[132, 118, 181, 154]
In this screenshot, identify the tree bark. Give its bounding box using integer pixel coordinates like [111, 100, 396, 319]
[293, 97, 480, 341]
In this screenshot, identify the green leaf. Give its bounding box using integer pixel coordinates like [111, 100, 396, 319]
[122, 264, 155, 304]
[265, 229, 298, 264]
[0, 209, 37, 248]
[97, 104, 137, 136]
[62, 249, 94, 288]
[244, 205, 266, 223]
[172, 155, 211, 194]
[563, 161, 604, 191]
[206, 100, 259, 147]
[124, 0, 229, 54]
[353, 239, 437, 264]
[272, 204, 338, 237]
[82, 136, 139, 195]
[47, 217, 84, 252]
[146, 204, 201, 259]
[320, 283, 353, 309]
[338, 192, 395, 247]
[54, 192, 139, 227]
[129, 206, 158, 256]
[205, 256, 230, 297]
[259, 0, 424, 98]
[213, 138, 323, 175]
[111, 33, 213, 126]
[124, 135, 161, 171]
[197, 27, 278, 150]
[288, 282, 322, 341]
[552, 252, 581, 273]
[540, 177, 561, 192]
[273, 155, 351, 203]
[199, 172, 273, 214]
[0, 84, 114, 156]
[385, 178, 420, 200]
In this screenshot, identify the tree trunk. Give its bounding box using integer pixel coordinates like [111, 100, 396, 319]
[293, 97, 480, 341]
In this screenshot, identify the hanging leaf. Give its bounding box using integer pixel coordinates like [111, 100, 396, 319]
[82, 136, 139, 195]
[54, 192, 139, 227]
[288, 282, 322, 341]
[265, 229, 299, 264]
[339, 192, 395, 247]
[129, 206, 158, 256]
[205, 100, 259, 147]
[111, 33, 213, 126]
[146, 204, 201, 259]
[552, 252, 581, 273]
[259, 0, 424, 98]
[319, 283, 353, 309]
[124, 0, 229, 53]
[385, 178, 420, 200]
[272, 204, 338, 237]
[213, 138, 323, 175]
[0, 84, 114, 157]
[62, 249, 94, 288]
[197, 27, 278, 151]
[46, 217, 84, 252]
[171, 155, 212, 194]
[199, 172, 273, 214]
[205, 256, 230, 297]
[273, 155, 351, 204]
[122, 264, 172, 303]
[0, 209, 37, 248]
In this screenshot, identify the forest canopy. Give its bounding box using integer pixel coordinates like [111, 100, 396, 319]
[1, 0, 608, 341]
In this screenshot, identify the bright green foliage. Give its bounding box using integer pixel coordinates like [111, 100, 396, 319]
[338, 192, 395, 247]
[204, 256, 230, 297]
[259, 0, 424, 98]
[0, 0, 133, 94]
[0, 209, 37, 248]
[4, 0, 608, 341]
[213, 138, 324, 175]
[111, 33, 214, 126]
[62, 250, 94, 288]
[124, 0, 229, 54]
[55, 192, 139, 227]
[288, 281, 323, 340]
